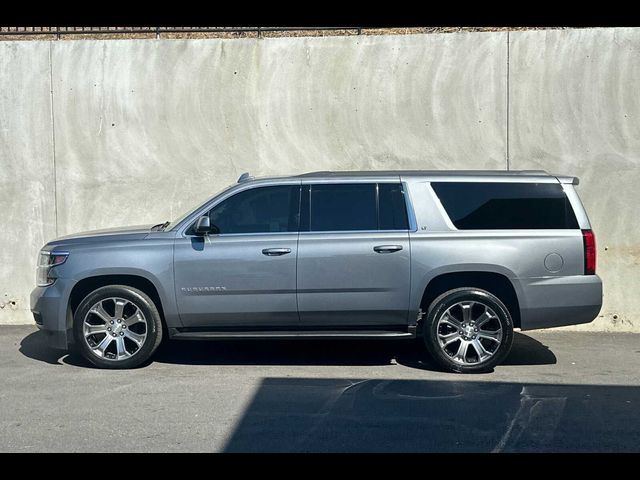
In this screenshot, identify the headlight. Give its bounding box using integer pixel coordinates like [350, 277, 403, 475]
[36, 251, 69, 287]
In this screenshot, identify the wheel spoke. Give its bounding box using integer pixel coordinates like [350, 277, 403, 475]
[115, 336, 130, 359]
[85, 324, 107, 337]
[439, 331, 461, 347]
[94, 334, 113, 355]
[475, 310, 493, 328]
[123, 308, 144, 327]
[461, 302, 473, 323]
[124, 329, 145, 346]
[453, 341, 469, 362]
[472, 339, 490, 360]
[441, 313, 462, 329]
[478, 329, 502, 343]
[114, 299, 126, 319]
[89, 303, 112, 323]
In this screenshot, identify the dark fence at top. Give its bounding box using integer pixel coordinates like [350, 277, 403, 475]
[0, 27, 364, 38]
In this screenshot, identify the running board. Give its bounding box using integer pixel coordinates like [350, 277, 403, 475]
[170, 329, 416, 341]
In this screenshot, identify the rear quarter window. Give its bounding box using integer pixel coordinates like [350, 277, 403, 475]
[431, 182, 579, 230]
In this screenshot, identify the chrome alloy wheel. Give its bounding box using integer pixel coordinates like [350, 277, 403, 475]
[82, 297, 148, 361]
[436, 300, 503, 366]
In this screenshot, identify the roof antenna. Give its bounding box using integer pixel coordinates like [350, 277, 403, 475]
[237, 172, 254, 183]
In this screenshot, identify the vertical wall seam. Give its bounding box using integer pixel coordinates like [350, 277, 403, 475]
[506, 31, 510, 171]
[48, 41, 59, 237]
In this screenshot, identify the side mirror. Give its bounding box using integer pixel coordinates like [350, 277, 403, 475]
[194, 216, 219, 235]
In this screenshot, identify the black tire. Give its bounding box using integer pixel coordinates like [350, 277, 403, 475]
[422, 288, 513, 373]
[73, 285, 163, 369]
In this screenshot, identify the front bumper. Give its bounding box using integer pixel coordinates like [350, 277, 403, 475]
[30, 281, 71, 350]
[518, 274, 603, 330]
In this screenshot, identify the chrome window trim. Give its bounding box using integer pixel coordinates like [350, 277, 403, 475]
[178, 178, 414, 238]
[299, 229, 410, 236]
[185, 231, 301, 239]
[186, 229, 412, 239]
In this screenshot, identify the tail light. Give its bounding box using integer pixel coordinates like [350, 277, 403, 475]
[582, 229, 596, 275]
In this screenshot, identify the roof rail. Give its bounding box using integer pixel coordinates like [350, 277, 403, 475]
[295, 169, 553, 178]
[296, 171, 333, 177]
[237, 172, 254, 183]
[515, 170, 548, 175]
[554, 174, 579, 185]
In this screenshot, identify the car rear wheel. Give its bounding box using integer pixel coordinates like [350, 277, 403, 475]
[422, 288, 514, 373]
[73, 285, 163, 369]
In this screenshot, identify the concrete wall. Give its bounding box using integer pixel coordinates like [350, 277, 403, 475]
[1, 28, 637, 330]
[509, 29, 640, 331]
[0, 42, 56, 324]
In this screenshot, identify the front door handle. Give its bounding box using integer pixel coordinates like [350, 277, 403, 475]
[373, 245, 403, 254]
[262, 248, 292, 256]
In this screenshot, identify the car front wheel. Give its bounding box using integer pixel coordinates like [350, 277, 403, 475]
[73, 285, 163, 369]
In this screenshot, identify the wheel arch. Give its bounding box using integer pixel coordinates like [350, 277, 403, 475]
[419, 270, 521, 329]
[68, 274, 167, 337]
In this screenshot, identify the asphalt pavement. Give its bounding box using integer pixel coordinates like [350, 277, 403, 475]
[1, 325, 639, 452]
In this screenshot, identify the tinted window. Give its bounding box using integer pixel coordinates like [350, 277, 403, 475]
[310, 184, 377, 231]
[431, 182, 579, 230]
[379, 183, 409, 230]
[204, 185, 300, 234]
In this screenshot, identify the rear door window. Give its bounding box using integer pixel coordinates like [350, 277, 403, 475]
[309, 183, 377, 232]
[378, 183, 409, 230]
[304, 182, 409, 232]
[431, 182, 579, 229]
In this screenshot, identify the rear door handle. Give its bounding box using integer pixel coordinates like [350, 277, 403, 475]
[262, 248, 292, 256]
[373, 245, 403, 253]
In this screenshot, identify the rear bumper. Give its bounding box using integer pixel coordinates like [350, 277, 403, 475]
[518, 275, 603, 330]
[30, 282, 70, 350]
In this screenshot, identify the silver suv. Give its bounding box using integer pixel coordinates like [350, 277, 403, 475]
[30, 170, 602, 372]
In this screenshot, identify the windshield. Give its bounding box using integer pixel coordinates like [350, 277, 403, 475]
[164, 183, 237, 231]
